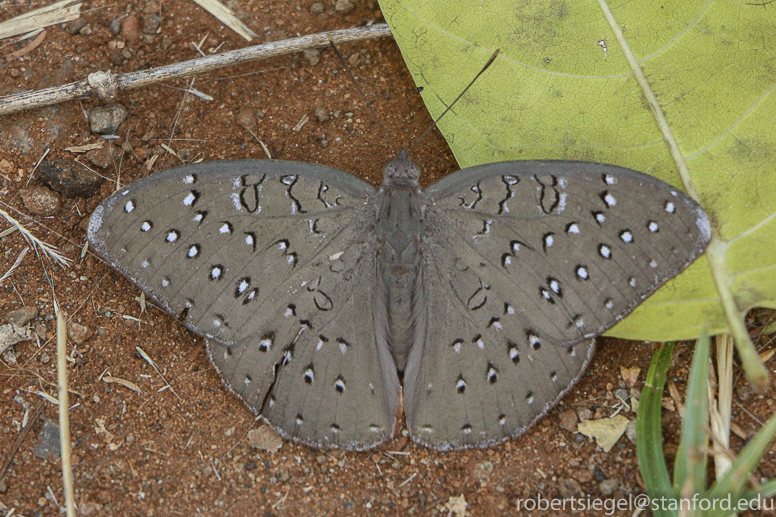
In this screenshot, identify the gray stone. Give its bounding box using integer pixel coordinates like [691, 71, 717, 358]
[19, 186, 61, 216]
[335, 0, 356, 13]
[558, 478, 583, 499]
[599, 478, 620, 496]
[3, 306, 38, 326]
[34, 419, 61, 460]
[303, 48, 321, 66]
[89, 104, 128, 135]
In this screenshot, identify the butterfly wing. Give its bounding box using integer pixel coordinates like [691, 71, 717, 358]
[88, 160, 399, 449]
[404, 160, 710, 449]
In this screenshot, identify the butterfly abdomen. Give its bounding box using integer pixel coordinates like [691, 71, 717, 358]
[375, 174, 426, 371]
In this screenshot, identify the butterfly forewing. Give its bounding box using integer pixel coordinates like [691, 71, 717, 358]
[89, 160, 399, 449]
[424, 160, 711, 345]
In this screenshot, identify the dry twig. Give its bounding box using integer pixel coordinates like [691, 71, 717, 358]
[0, 24, 392, 116]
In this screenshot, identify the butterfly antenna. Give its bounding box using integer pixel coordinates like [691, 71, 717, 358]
[326, 34, 397, 153]
[410, 49, 500, 153]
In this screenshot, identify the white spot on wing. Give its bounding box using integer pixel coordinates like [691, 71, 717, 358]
[231, 193, 242, 211]
[183, 192, 196, 206]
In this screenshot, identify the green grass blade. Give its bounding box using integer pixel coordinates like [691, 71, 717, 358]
[673, 331, 710, 499]
[637, 342, 675, 516]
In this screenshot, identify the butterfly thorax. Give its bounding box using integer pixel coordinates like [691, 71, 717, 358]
[375, 151, 427, 371]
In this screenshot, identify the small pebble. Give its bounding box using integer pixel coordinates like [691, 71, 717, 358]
[121, 15, 140, 42]
[19, 186, 60, 216]
[625, 418, 637, 443]
[558, 478, 582, 499]
[599, 478, 619, 496]
[246, 426, 282, 452]
[573, 469, 594, 483]
[235, 109, 257, 132]
[109, 17, 122, 34]
[314, 105, 329, 122]
[67, 321, 92, 343]
[0, 158, 13, 176]
[309, 2, 325, 14]
[303, 48, 321, 66]
[335, 0, 356, 13]
[142, 14, 162, 34]
[575, 407, 593, 422]
[736, 383, 755, 402]
[474, 461, 493, 480]
[558, 409, 578, 433]
[3, 306, 38, 326]
[39, 159, 103, 198]
[33, 419, 61, 460]
[64, 18, 88, 35]
[89, 104, 128, 135]
[614, 388, 629, 402]
[86, 145, 117, 169]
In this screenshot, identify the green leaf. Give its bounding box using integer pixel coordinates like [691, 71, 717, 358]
[380, 0, 776, 343]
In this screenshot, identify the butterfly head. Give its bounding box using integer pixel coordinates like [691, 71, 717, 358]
[383, 150, 421, 183]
